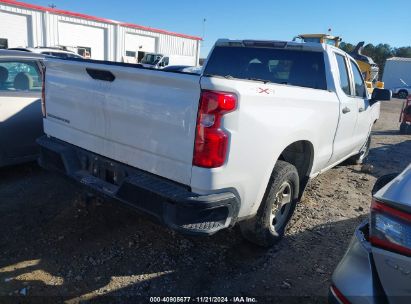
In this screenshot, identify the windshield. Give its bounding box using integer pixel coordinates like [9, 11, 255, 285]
[204, 46, 327, 90]
[141, 54, 163, 65]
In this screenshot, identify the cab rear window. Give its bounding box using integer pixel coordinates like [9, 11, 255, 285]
[204, 46, 327, 90]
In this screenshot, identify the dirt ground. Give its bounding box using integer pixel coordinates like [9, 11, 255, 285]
[0, 99, 410, 303]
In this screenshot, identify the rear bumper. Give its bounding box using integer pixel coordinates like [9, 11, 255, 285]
[329, 221, 386, 304]
[37, 136, 240, 235]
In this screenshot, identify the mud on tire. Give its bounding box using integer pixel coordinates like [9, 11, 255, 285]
[400, 123, 410, 134]
[239, 160, 299, 247]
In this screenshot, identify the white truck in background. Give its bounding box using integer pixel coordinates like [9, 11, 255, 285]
[37, 39, 391, 247]
[140, 53, 197, 68]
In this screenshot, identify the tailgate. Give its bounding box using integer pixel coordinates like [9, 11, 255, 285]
[43, 59, 201, 185]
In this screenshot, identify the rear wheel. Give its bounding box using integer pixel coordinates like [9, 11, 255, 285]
[400, 123, 407, 134]
[372, 173, 399, 195]
[398, 90, 408, 99]
[239, 160, 299, 247]
[400, 123, 410, 134]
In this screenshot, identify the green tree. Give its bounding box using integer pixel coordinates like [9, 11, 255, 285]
[394, 47, 411, 58]
[362, 43, 393, 78]
[340, 42, 411, 80]
[339, 42, 355, 53]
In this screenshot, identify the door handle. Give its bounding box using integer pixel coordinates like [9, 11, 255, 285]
[342, 107, 351, 114]
[359, 107, 365, 113]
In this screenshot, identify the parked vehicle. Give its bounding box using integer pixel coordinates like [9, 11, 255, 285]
[399, 96, 411, 134]
[391, 85, 411, 99]
[0, 50, 44, 167]
[140, 53, 197, 69]
[183, 66, 202, 74]
[162, 65, 202, 74]
[37, 39, 391, 247]
[8, 47, 84, 60]
[330, 164, 411, 304]
[162, 65, 190, 72]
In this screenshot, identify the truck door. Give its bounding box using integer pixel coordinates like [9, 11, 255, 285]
[328, 52, 359, 165]
[349, 59, 372, 149]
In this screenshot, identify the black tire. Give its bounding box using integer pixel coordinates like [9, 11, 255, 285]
[372, 173, 399, 195]
[400, 123, 407, 134]
[346, 135, 371, 165]
[398, 90, 408, 99]
[239, 160, 299, 247]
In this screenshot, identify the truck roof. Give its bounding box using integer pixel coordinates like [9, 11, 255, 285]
[214, 39, 327, 52]
[212, 39, 359, 66]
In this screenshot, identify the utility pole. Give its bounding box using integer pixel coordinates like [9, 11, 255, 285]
[202, 18, 207, 40]
[48, 3, 56, 9]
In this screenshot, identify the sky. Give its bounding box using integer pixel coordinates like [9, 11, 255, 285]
[24, 0, 411, 57]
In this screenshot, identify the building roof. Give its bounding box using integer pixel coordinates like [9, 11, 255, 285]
[0, 0, 202, 41]
[387, 57, 411, 62]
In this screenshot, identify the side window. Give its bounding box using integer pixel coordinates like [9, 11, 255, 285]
[335, 54, 351, 95]
[0, 38, 8, 49]
[163, 57, 169, 66]
[126, 51, 136, 57]
[350, 60, 366, 98]
[77, 47, 91, 59]
[0, 61, 42, 92]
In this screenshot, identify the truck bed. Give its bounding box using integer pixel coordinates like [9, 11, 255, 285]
[43, 58, 201, 185]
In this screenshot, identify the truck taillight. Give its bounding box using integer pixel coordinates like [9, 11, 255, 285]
[330, 285, 351, 304]
[193, 90, 237, 168]
[41, 65, 46, 117]
[370, 199, 411, 256]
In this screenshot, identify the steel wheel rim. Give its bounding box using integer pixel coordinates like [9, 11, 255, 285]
[270, 181, 293, 231]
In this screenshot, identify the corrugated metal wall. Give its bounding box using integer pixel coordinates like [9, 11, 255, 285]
[118, 26, 198, 61]
[0, 2, 200, 64]
[0, 3, 43, 47]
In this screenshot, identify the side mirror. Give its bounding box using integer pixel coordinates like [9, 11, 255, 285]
[371, 88, 392, 103]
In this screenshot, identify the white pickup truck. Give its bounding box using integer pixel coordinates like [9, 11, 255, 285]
[37, 39, 391, 247]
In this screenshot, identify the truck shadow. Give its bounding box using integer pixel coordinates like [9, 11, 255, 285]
[0, 163, 364, 302]
[372, 130, 403, 136]
[0, 99, 43, 167]
[1, 87, 408, 303]
[363, 139, 411, 177]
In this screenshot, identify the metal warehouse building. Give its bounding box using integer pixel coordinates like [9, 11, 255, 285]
[0, 0, 201, 64]
[383, 57, 411, 89]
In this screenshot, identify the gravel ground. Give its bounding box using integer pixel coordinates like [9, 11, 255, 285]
[0, 99, 410, 303]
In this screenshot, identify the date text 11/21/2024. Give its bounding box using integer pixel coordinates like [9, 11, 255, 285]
[149, 297, 258, 303]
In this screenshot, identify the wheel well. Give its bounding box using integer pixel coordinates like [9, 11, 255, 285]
[279, 141, 314, 198]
